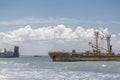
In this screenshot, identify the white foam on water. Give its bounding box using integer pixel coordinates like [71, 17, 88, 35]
[0, 75, 8, 80]
[1, 68, 120, 80]
[14, 62, 30, 67]
[101, 64, 107, 67]
[0, 62, 8, 65]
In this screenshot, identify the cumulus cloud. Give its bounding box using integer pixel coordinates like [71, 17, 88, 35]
[0, 24, 120, 55]
[0, 25, 94, 42]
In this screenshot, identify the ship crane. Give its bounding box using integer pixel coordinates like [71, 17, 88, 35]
[94, 31, 99, 54]
[100, 31, 113, 55]
[88, 31, 100, 55]
[88, 41, 107, 53]
[90, 30, 113, 55]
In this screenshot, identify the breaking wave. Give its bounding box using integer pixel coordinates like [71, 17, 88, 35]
[0, 68, 120, 80]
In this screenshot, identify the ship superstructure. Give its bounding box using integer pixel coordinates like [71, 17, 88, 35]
[0, 46, 19, 58]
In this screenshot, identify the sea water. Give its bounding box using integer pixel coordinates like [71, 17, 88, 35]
[0, 56, 120, 80]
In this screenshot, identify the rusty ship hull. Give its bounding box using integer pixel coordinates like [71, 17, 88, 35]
[48, 31, 120, 61]
[49, 52, 120, 61]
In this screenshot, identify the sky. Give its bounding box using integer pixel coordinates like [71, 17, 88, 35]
[0, 0, 120, 55]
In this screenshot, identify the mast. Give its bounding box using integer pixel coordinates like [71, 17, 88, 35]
[106, 35, 112, 55]
[94, 31, 99, 54]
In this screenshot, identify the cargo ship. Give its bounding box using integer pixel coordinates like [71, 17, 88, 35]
[0, 46, 19, 58]
[49, 31, 120, 61]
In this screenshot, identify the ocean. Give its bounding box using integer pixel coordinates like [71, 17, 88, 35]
[0, 56, 120, 80]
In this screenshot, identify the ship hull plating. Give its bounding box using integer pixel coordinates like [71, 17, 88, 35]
[49, 52, 120, 61]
